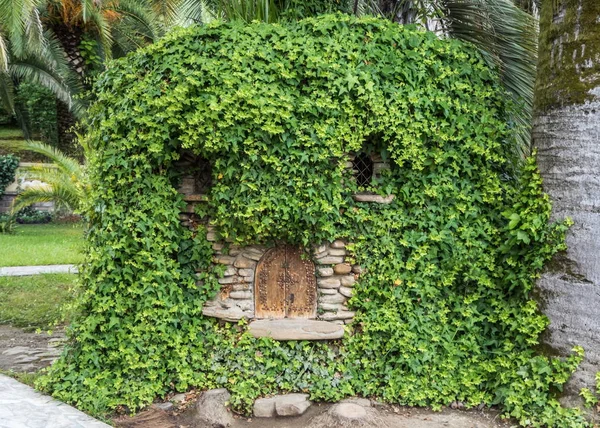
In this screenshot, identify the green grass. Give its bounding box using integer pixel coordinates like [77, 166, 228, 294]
[0, 126, 24, 140]
[0, 274, 76, 329]
[0, 223, 84, 267]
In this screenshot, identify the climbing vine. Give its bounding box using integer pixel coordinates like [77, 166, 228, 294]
[38, 14, 587, 427]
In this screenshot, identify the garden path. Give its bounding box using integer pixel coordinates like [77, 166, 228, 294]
[0, 265, 78, 276]
[0, 374, 110, 427]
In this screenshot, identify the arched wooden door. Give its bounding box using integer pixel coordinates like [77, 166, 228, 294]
[255, 245, 316, 319]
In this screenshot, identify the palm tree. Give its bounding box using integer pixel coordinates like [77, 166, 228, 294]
[1, 0, 176, 150]
[4, 139, 88, 213]
[532, 0, 600, 409]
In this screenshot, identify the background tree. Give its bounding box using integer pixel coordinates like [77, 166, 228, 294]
[533, 0, 600, 408]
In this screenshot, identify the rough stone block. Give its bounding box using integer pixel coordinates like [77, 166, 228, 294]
[320, 294, 346, 304]
[238, 268, 254, 277]
[320, 311, 355, 321]
[253, 397, 276, 417]
[341, 275, 356, 287]
[216, 256, 235, 265]
[317, 278, 341, 289]
[329, 248, 347, 256]
[218, 276, 239, 285]
[316, 256, 345, 265]
[317, 267, 334, 277]
[319, 288, 338, 295]
[320, 303, 343, 311]
[223, 267, 237, 277]
[330, 240, 346, 249]
[232, 284, 249, 291]
[248, 319, 344, 341]
[230, 291, 252, 300]
[234, 256, 256, 269]
[334, 263, 352, 274]
[339, 286, 353, 298]
[275, 394, 311, 416]
[195, 388, 233, 427]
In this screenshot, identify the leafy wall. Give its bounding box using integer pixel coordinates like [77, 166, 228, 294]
[39, 14, 587, 427]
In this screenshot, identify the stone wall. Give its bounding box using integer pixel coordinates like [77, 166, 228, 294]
[179, 203, 360, 325]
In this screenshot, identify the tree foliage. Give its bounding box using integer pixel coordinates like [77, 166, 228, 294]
[38, 15, 585, 427]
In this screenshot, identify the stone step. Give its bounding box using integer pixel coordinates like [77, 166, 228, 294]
[248, 319, 344, 341]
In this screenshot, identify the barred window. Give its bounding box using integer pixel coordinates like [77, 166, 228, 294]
[353, 152, 374, 188]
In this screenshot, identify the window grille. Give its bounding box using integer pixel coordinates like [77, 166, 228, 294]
[353, 152, 374, 188]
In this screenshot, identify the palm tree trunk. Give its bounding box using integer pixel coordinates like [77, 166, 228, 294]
[533, 0, 600, 407]
[49, 23, 86, 157]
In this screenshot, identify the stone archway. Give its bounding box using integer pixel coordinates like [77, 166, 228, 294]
[255, 245, 317, 319]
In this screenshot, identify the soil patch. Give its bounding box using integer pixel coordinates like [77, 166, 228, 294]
[0, 324, 65, 372]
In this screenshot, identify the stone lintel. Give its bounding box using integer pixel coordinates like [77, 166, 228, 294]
[248, 319, 344, 341]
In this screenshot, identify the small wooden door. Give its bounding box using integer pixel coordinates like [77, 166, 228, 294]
[255, 245, 316, 319]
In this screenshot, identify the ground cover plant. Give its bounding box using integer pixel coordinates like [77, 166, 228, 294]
[38, 14, 586, 427]
[0, 273, 76, 329]
[0, 223, 84, 266]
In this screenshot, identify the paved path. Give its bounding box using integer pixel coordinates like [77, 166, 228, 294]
[0, 265, 78, 277]
[0, 374, 110, 427]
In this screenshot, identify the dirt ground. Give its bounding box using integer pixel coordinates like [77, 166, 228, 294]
[0, 324, 64, 373]
[114, 398, 517, 428]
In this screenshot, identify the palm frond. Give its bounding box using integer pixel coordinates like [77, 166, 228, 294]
[11, 184, 79, 212]
[443, 0, 537, 156]
[5, 140, 83, 179]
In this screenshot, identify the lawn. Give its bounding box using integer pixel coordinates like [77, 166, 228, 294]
[0, 274, 76, 329]
[0, 126, 24, 140]
[0, 223, 84, 267]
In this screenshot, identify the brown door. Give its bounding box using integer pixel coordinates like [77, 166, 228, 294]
[255, 245, 316, 319]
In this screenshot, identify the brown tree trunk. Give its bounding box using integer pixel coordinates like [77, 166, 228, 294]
[533, 0, 600, 409]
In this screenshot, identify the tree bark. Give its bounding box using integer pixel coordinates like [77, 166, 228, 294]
[534, 0, 600, 407]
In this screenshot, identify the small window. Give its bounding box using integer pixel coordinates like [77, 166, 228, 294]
[353, 152, 374, 188]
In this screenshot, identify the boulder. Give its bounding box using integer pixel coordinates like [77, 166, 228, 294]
[195, 388, 233, 428]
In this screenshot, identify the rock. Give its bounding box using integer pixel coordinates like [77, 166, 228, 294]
[320, 311, 355, 321]
[202, 305, 248, 322]
[334, 263, 352, 274]
[316, 256, 345, 265]
[320, 303, 343, 311]
[331, 403, 367, 420]
[331, 240, 346, 249]
[275, 394, 311, 416]
[341, 275, 356, 287]
[218, 276, 240, 285]
[314, 244, 328, 254]
[329, 248, 347, 256]
[248, 319, 344, 340]
[195, 388, 233, 428]
[317, 267, 334, 277]
[352, 265, 363, 274]
[238, 268, 254, 277]
[352, 193, 395, 204]
[243, 249, 264, 261]
[234, 256, 256, 269]
[232, 284, 249, 291]
[212, 243, 224, 251]
[216, 255, 235, 265]
[229, 291, 252, 300]
[253, 397, 277, 417]
[223, 267, 237, 276]
[151, 402, 174, 411]
[320, 294, 346, 304]
[319, 288, 338, 295]
[339, 286, 353, 298]
[317, 278, 341, 288]
[170, 393, 187, 404]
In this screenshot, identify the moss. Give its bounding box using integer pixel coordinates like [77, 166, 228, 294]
[536, 0, 600, 111]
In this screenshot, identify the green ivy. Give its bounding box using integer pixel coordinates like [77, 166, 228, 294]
[0, 154, 19, 199]
[38, 14, 587, 427]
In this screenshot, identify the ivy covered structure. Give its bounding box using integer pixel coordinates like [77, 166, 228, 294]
[39, 14, 590, 427]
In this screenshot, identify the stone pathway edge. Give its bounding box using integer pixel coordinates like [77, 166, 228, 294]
[0, 374, 110, 427]
[0, 265, 78, 277]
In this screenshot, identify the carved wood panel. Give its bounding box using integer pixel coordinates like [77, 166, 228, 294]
[255, 245, 316, 319]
